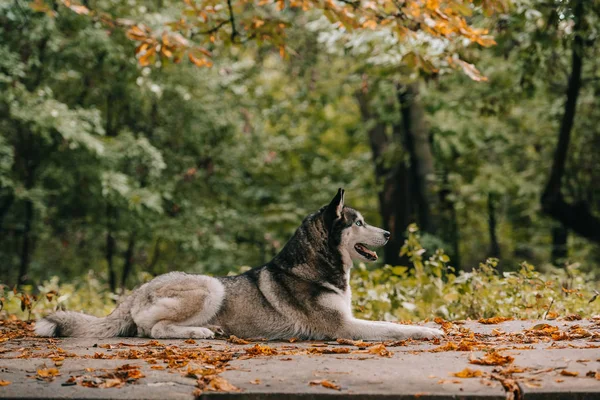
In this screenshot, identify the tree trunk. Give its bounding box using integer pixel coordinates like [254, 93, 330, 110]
[541, 0, 600, 243]
[487, 193, 501, 259]
[397, 82, 439, 235]
[551, 224, 568, 265]
[18, 199, 33, 285]
[356, 86, 411, 266]
[120, 232, 136, 290]
[0, 193, 14, 233]
[147, 239, 162, 276]
[439, 170, 461, 270]
[106, 205, 117, 293]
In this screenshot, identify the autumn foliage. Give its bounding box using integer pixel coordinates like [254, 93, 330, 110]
[35, 0, 507, 78]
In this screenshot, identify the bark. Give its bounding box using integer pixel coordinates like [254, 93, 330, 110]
[106, 205, 117, 293]
[147, 239, 162, 276]
[120, 233, 136, 290]
[17, 137, 38, 286]
[0, 193, 14, 233]
[541, 0, 600, 243]
[397, 83, 439, 234]
[356, 89, 411, 265]
[18, 200, 33, 285]
[487, 193, 501, 259]
[439, 171, 461, 270]
[551, 224, 569, 265]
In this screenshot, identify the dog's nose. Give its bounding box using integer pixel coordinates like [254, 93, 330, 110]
[383, 231, 391, 240]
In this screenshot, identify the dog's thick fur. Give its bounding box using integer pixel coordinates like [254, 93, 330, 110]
[36, 189, 443, 340]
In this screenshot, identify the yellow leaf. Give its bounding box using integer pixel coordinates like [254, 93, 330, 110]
[0, 380, 11, 386]
[452, 368, 484, 378]
[37, 368, 60, 377]
[126, 25, 148, 41]
[138, 47, 156, 66]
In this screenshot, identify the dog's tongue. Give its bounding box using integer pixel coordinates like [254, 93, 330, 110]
[356, 243, 378, 260]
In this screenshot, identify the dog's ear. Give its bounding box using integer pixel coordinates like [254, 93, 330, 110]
[325, 188, 345, 222]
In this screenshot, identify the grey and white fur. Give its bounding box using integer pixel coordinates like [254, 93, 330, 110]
[35, 189, 443, 341]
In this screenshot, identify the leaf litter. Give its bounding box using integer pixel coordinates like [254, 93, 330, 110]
[1, 317, 600, 396]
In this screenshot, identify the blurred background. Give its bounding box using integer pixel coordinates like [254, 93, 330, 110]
[1, 0, 599, 302]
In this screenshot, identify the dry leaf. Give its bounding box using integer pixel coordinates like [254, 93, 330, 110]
[309, 379, 341, 390]
[336, 338, 371, 347]
[478, 317, 512, 324]
[560, 370, 579, 377]
[37, 368, 61, 377]
[452, 368, 483, 378]
[245, 344, 277, 356]
[367, 343, 392, 357]
[0, 380, 10, 386]
[228, 335, 250, 345]
[469, 351, 514, 366]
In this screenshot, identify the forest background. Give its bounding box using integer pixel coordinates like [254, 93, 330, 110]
[1, 0, 599, 321]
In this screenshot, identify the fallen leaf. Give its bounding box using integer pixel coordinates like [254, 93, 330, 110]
[37, 368, 61, 378]
[367, 344, 392, 357]
[336, 338, 371, 347]
[101, 378, 123, 388]
[431, 342, 458, 352]
[0, 380, 10, 386]
[309, 379, 341, 390]
[245, 344, 277, 356]
[228, 335, 250, 345]
[524, 381, 542, 388]
[478, 317, 512, 324]
[560, 370, 579, 377]
[469, 351, 514, 366]
[197, 375, 239, 392]
[452, 368, 484, 378]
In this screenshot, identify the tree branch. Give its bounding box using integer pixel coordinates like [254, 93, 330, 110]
[226, 0, 238, 43]
[192, 20, 228, 37]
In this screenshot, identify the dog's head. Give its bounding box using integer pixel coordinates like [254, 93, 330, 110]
[323, 188, 390, 263]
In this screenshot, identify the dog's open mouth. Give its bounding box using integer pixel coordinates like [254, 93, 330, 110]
[354, 243, 378, 261]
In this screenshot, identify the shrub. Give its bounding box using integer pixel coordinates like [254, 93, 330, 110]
[2, 224, 599, 322]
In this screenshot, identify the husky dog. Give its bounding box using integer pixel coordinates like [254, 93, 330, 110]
[36, 189, 443, 340]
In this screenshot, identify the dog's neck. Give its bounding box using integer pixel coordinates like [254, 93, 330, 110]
[270, 212, 350, 291]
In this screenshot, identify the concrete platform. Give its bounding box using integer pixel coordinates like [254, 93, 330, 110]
[0, 319, 599, 399]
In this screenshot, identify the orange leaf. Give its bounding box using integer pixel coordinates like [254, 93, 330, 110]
[309, 379, 341, 390]
[127, 25, 148, 41]
[469, 351, 513, 366]
[478, 317, 512, 324]
[452, 368, 484, 378]
[560, 370, 579, 377]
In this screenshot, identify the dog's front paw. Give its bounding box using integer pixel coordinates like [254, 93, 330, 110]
[413, 327, 444, 339]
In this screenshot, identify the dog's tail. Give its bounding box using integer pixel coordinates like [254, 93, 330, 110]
[35, 296, 137, 338]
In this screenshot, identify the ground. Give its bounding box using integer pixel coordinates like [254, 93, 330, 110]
[0, 318, 599, 399]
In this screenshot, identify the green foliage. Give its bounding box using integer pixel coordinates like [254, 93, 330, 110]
[352, 225, 600, 321]
[1, 1, 599, 295]
[3, 226, 598, 323]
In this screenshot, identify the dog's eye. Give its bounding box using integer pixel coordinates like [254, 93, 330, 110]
[355, 221, 363, 227]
